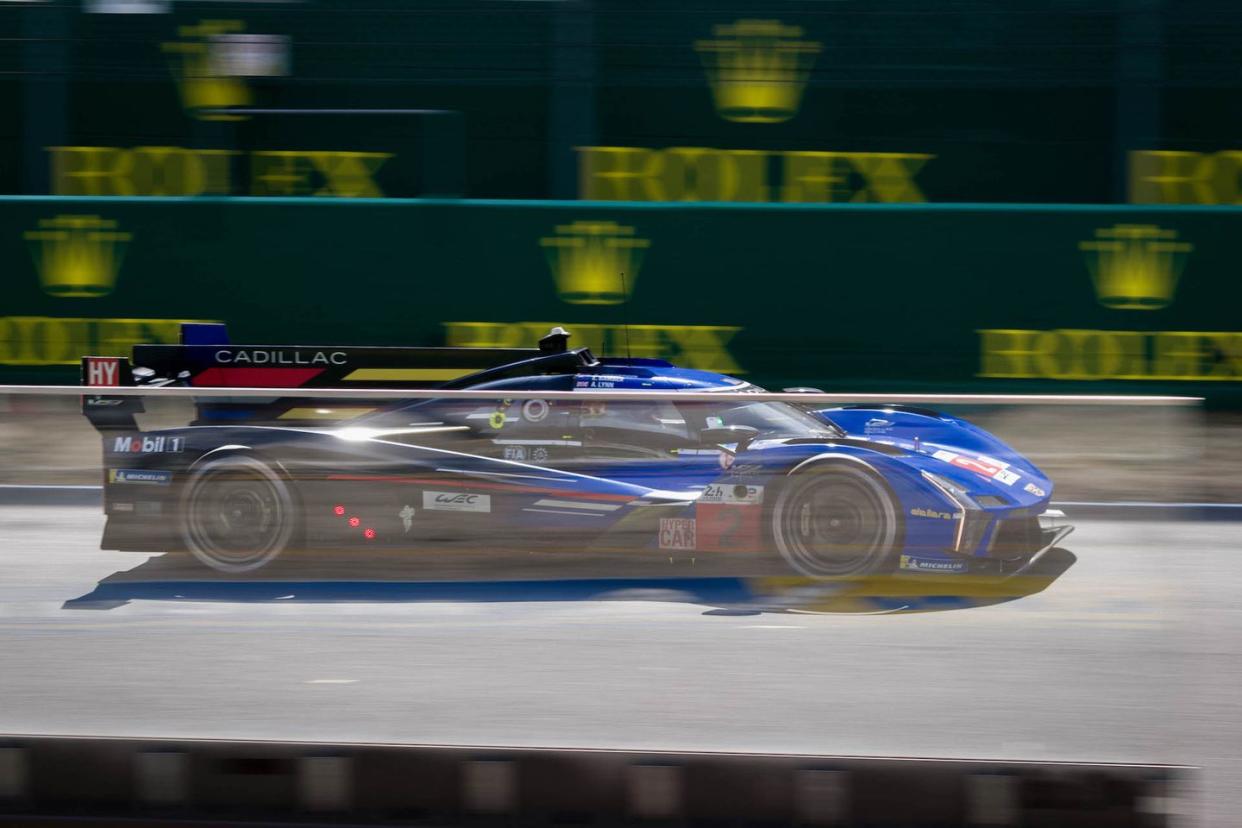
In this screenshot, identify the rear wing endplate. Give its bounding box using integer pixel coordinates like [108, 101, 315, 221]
[81, 355, 142, 431]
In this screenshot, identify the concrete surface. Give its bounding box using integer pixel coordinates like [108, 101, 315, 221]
[0, 506, 1237, 824]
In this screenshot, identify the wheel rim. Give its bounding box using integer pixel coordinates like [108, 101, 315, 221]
[183, 462, 292, 572]
[776, 468, 896, 577]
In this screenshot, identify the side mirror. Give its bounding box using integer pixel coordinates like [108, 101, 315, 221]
[700, 424, 759, 453]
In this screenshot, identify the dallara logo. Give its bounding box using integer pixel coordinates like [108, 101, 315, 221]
[1079, 224, 1192, 311]
[695, 19, 821, 124]
[539, 221, 651, 305]
[162, 20, 251, 121]
[24, 215, 131, 298]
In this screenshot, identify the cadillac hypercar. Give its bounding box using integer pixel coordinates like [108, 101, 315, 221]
[81, 324, 1072, 576]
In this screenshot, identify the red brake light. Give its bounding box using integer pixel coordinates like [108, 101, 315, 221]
[333, 505, 345, 516]
[348, 516, 360, 528]
[363, 528, 376, 540]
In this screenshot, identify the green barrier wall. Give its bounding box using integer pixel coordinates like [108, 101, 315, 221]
[4, 1, 1241, 204]
[5, 197, 1242, 403]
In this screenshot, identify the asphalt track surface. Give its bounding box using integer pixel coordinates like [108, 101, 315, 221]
[0, 504, 1238, 825]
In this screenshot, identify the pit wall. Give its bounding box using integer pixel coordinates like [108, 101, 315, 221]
[5, 197, 1242, 404]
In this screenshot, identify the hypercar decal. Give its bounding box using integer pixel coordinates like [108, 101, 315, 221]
[659, 518, 697, 550]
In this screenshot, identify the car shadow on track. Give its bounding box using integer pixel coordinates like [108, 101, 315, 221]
[62, 547, 1076, 615]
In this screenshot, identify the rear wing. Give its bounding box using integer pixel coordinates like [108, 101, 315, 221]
[79, 323, 587, 428]
[130, 344, 544, 389]
[132, 323, 538, 390]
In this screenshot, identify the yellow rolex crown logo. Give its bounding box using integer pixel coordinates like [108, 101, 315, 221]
[1079, 224, 1191, 310]
[25, 215, 132, 299]
[540, 221, 650, 305]
[162, 19, 251, 121]
[695, 19, 822, 124]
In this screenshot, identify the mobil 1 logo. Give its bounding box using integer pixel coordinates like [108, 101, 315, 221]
[111, 435, 185, 454]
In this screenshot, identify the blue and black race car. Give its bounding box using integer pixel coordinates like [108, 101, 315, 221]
[82, 325, 1072, 577]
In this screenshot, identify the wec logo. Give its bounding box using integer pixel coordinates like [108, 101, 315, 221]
[436, 494, 476, 504]
[423, 491, 491, 513]
[112, 435, 185, 454]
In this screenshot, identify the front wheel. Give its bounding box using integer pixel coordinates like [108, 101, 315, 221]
[180, 454, 297, 573]
[771, 463, 901, 577]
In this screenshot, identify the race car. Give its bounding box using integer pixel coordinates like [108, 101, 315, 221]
[81, 324, 1072, 576]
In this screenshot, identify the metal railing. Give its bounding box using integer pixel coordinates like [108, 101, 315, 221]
[0, 385, 1207, 405]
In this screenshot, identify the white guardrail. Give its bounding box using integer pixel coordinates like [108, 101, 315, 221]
[0, 385, 1207, 405]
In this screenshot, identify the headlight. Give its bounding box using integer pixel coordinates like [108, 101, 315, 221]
[921, 471, 979, 510]
[921, 471, 990, 554]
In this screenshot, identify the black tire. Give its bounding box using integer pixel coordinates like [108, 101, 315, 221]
[180, 454, 296, 573]
[771, 463, 901, 577]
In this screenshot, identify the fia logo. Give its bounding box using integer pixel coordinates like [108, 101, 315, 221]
[25, 215, 131, 298]
[695, 20, 822, 124]
[539, 221, 651, 305]
[1080, 224, 1192, 310]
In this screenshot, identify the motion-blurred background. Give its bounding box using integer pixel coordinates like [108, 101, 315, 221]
[3, 0, 1240, 406]
[3, 5, 1242, 825]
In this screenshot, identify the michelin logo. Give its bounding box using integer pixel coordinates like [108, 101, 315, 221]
[109, 469, 173, 486]
[899, 554, 967, 573]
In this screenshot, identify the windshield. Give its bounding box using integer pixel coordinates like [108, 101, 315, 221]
[675, 399, 842, 440]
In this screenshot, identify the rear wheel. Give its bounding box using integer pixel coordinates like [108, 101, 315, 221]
[180, 454, 296, 573]
[771, 464, 900, 577]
